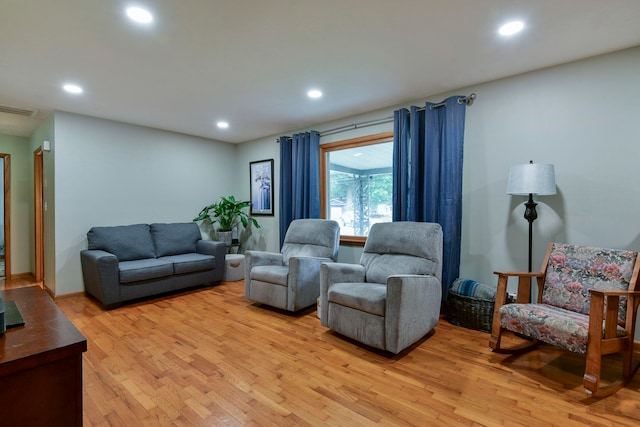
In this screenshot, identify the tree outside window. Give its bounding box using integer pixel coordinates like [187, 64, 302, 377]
[320, 132, 393, 244]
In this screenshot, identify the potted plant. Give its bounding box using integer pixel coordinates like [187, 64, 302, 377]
[194, 195, 260, 247]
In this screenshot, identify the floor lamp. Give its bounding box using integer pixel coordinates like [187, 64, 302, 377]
[507, 161, 556, 272]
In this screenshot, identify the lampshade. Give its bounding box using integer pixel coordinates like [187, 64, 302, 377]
[506, 163, 556, 196]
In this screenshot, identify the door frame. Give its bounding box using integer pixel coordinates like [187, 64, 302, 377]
[1, 153, 10, 280]
[34, 148, 44, 282]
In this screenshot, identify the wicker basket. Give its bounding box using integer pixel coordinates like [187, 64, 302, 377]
[447, 291, 495, 333]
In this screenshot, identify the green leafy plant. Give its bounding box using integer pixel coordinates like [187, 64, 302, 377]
[193, 195, 260, 231]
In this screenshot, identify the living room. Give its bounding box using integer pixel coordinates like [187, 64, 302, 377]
[1, 1, 640, 425]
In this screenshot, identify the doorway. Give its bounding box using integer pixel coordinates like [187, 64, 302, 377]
[0, 153, 10, 280]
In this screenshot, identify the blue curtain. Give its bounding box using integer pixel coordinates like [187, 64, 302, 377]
[393, 96, 467, 300]
[279, 130, 320, 248]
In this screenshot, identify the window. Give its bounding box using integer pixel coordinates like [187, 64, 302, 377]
[320, 132, 393, 244]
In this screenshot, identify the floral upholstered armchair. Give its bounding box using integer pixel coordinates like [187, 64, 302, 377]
[490, 243, 640, 396]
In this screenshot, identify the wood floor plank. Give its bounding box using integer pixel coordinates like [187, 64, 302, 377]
[37, 280, 640, 426]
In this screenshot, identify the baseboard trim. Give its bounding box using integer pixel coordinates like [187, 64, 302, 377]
[9, 272, 36, 282]
[53, 291, 87, 301]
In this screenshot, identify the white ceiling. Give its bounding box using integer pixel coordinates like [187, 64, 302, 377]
[1, 0, 640, 144]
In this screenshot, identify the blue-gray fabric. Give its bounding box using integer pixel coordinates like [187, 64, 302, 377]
[361, 222, 443, 284]
[88, 224, 156, 261]
[280, 219, 340, 265]
[320, 221, 444, 354]
[245, 218, 340, 311]
[81, 223, 226, 308]
[151, 222, 201, 257]
[328, 282, 387, 316]
[160, 253, 216, 275]
[249, 279, 288, 309]
[328, 302, 386, 350]
[251, 265, 289, 286]
[80, 249, 120, 307]
[119, 258, 173, 283]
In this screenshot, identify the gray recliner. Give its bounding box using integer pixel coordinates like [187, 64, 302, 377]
[320, 221, 443, 354]
[244, 219, 340, 312]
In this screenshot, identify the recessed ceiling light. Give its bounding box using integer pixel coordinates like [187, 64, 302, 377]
[307, 89, 323, 99]
[126, 6, 153, 24]
[217, 121, 229, 129]
[498, 21, 524, 36]
[63, 83, 83, 94]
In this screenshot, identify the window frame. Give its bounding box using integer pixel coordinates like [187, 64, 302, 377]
[320, 131, 394, 246]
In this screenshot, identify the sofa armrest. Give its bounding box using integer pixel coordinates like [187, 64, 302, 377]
[80, 249, 121, 308]
[385, 274, 442, 354]
[196, 239, 226, 256]
[196, 240, 227, 282]
[319, 262, 366, 327]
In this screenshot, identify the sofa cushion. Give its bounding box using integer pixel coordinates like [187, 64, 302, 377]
[160, 253, 216, 275]
[88, 224, 156, 261]
[119, 259, 173, 283]
[150, 222, 202, 257]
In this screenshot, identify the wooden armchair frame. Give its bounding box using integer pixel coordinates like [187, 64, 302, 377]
[489, 243, 640, 396]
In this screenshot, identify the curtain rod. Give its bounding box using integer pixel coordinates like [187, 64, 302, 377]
[422, 92, 476, 111]
[277, 93, 476, 141]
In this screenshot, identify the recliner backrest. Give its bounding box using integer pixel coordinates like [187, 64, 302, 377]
[280, 219, 340, 265]
[542, 243, 637, 326]
[360, 221, 443, 284]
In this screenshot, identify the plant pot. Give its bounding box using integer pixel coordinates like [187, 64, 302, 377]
[216, 230, 233, 248]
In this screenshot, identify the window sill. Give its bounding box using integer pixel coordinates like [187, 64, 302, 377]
[339, 235, 366, 246]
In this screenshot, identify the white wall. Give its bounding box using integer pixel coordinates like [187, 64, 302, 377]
[12, 45, 639, 298]
[460, 46, 640, 286]
[238, 46, 640, 286]
[51, 112, 238, 295]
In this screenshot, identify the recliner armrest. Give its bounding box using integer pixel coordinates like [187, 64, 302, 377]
[319, 263, 366, 326]
[244, 250, 285, 298]
[245, 250, 284, 268]
[385, 274, 442, 354]
[286, 257, 335, 312]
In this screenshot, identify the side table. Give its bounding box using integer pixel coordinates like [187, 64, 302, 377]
[0, 286, 87, 426]
[224, 254, 245, 281]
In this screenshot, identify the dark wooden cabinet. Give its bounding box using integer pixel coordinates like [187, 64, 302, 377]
[0, 286, 87, 426]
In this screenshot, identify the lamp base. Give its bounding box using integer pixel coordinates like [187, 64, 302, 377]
[523, 193, 537, 273]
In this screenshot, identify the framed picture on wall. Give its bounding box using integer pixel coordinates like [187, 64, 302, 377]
[249, 159, 274, 216]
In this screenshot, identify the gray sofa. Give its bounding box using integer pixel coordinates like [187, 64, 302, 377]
[81, 222, 226, 309]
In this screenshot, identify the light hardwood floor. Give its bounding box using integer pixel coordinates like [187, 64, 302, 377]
[8, 278, 640, 426]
